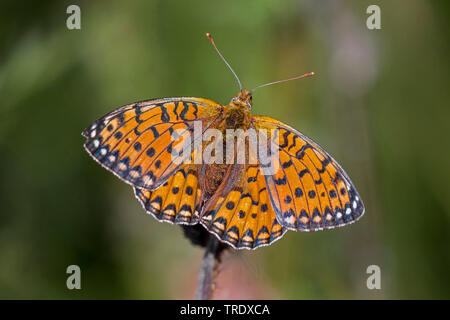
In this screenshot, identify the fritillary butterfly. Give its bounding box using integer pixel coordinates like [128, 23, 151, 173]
[82, 34, 364, 250]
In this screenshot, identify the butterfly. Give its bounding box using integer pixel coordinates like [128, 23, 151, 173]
[82, 33, 364, 250]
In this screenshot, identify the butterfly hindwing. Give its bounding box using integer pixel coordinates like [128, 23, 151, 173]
[134, 164, 202, 224]
[83, 97, 222, 190]
[200, 164, 286, 249]
[253, 115, 365, 231]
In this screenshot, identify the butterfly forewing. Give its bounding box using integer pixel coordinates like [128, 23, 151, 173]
[253, 115, 365, 231]
[83, 97, 222, 191]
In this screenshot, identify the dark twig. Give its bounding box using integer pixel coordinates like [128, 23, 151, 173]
[195, 234, 221, 300]
[181, 225, 226, 299]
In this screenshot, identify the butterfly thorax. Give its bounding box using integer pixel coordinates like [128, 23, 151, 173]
[220, 105, 251, 130]
[218, 90, 252, 128]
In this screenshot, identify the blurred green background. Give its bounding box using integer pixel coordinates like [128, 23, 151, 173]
[0, 0, 449, 299]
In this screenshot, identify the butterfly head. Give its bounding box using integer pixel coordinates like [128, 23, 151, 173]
[230, 89, 252, 109]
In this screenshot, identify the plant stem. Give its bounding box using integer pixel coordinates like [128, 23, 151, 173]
[195, 234, 220, 300]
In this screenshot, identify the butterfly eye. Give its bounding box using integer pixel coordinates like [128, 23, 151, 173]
[232, 97, 239, 103]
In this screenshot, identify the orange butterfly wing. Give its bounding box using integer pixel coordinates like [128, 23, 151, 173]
[253, 115, 365, 231]
[83, 97, 222, 191]
[134, 164, 203, 225]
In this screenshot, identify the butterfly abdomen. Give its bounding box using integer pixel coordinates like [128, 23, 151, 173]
[196, 106, 251, 198]
[201, 164, 229, 199]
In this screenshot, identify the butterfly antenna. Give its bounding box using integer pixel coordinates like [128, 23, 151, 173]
[206, 33, 243, 91]
[250, 72, 315, 93]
